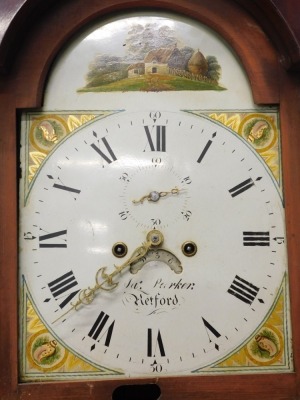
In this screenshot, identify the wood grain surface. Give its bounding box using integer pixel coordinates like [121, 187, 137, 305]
[0, 1, 299, 399]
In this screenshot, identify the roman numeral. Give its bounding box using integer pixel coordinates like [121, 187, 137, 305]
[243, 231, 270, 246]
[88, 311, 115, 350]
[229, 178, 254, 197]
[147, 329, 166, 357]
[227, 275, 260, 305]
[202, 317, 221, 351]
[53, 183, 81, 194]
[47, 175, 81, 198]
[91, 133, 117, 164]
[144, 125, 166, 152]
[197, 132, 216, 164]
[47, 270, 80, 308]
[39, 229, 67, 248]
[229, 177, 262, 197]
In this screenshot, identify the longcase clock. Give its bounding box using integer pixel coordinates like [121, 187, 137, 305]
[0, 1, 300, 399]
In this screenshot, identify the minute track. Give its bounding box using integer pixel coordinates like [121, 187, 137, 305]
[20, 110, 287, 376]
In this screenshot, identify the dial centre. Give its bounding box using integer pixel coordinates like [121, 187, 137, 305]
[149, 191, 160, 202]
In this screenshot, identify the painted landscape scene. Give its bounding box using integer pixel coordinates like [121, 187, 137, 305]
[78, 21, 226, 92]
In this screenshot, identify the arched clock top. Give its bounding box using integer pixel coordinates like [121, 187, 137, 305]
[1, 1, 300, 400]
[0, 0, 299, 107]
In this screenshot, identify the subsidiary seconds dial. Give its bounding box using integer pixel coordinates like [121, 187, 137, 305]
[20, 110, 287, 376]
[121, 162, 192, 229]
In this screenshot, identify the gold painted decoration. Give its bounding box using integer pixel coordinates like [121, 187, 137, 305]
[23, 110, 281, 187]
[67, 114, 96, 132]
[21, 272, 290, 378]
[238, 114, 277, 153]
[246, 325, 283, 365]
[27, 330, 68, 372]
[22, 111, 118, 195]
[29, 116, 68, 153]
[28, 152, 46, 182]
[208, 111, 280, 183]
[20, 292, 123, 381]
[212, 278, 291, 373]
[19, 109, 291, 380]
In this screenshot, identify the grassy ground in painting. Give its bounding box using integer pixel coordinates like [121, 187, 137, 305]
[78, 74, 226, 92]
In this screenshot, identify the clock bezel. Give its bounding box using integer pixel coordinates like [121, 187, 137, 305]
[0, 1, 300, 399]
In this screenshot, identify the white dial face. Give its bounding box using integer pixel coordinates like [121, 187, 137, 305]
[20, 110, 287, 376]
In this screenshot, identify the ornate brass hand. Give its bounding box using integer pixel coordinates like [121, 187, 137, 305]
[132, 186, 182, 204]
[52, 230, 164, 323]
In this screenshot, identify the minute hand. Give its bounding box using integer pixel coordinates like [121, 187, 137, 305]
[52, 230, 162, 323]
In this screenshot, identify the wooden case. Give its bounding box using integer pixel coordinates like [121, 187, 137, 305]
[0, 1, 299, 399]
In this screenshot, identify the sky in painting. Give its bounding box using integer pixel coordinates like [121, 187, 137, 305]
[44, 12, 255, 110]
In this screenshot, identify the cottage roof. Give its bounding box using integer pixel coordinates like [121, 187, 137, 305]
[144, 48, 174, 63]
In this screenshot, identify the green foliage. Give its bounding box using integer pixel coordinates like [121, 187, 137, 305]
[78, 74, 226, 92]
[206, 56, 221, 82]
[32, 336, 61, 366]
[250, 330, 278, 359]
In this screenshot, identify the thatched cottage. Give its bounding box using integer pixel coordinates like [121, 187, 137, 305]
[127, 47, 208, 78]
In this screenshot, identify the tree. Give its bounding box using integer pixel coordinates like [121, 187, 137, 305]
[206, 56, 221, 82]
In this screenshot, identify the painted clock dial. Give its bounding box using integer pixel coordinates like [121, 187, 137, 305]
[20, 110, 286, 376]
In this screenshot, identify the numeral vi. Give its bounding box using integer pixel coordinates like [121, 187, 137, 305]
[147, 329, 166, 357]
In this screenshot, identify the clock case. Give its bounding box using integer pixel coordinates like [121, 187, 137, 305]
[0, 1, 300, 399]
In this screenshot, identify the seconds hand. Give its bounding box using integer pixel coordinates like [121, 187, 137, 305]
[52, 230, 164, 324]
[132, 186, 183, 204]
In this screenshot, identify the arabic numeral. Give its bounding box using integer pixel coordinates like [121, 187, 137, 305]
[24, 232, 36, 240]
[151, 361, 163, 373]
[151, 218, 161, 227]
[182, 210, 192, 221]
[151, 157, 162, 167]
[119, 172, 130, 183]
[119, 211, 129, 220]
[273, 236, 285, 244]
[181, 176, 192, 185]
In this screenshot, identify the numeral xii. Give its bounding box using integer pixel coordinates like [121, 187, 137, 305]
[144, 125, 166, 152]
